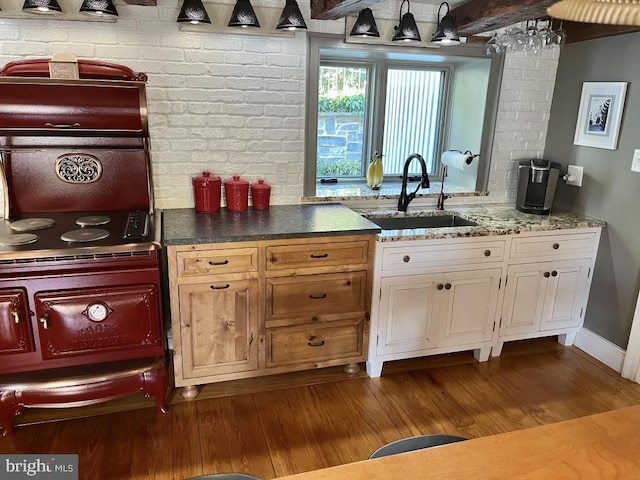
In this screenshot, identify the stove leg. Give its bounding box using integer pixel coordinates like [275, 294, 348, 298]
[142, 367, 169, 414]
[181, 385, 200, 401]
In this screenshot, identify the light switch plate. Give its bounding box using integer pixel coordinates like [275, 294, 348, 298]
[566, 165, 583, 187]
[632, 149, 640, 173]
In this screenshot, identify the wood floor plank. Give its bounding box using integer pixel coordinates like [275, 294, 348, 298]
[252, 389, 317, 478]
[197, 394, 276, 479]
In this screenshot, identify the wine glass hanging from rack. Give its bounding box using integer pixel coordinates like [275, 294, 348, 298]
[485, 18, 567, 55]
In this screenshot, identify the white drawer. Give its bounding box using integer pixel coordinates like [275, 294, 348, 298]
[381, 239, 506, 271]
[510, 232, 597, 259]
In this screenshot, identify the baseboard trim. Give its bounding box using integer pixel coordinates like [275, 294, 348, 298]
[574, 328, 626, 373]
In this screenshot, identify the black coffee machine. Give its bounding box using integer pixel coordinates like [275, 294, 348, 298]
[516, 159, 561, 215]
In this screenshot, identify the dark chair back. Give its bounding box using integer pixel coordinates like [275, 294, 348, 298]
[368, 434, 468, 459]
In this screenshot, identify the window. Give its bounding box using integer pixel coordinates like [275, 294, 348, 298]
[305, 34, 505, 197]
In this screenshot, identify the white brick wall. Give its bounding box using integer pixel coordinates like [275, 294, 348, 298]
[0, 0, 558, 211]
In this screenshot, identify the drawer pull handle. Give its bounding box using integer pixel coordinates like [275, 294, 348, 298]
[310, 253, 329, 259]
[544, 272, 551, 278]
[45, 122, 81, 128]
[445, 283, 452, 290]
[210, 284, 230, 289]
[403, 255, 411, 263]
[437, 283, 444, 290]
[553, 243, 560, 250]
[551, 270, 558, 277]
[208, 260, 229, 266]
[39, 314, 49, 330]
[12, 309, 20, 324]
[484, 250, 491, 257]
[309, 294, 327, 299]
[308, 339, 325, 347]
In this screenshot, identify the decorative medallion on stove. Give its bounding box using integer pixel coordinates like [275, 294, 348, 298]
[9, 217, 55, 231]
[55, 153, 103, 184]
[60, 228, 109, 243]
[76, 215, 111, 227]
[0, 233, 39, 246]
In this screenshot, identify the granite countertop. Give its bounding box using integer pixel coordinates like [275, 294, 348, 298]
[162, 204, 381, 245]
[356, 205, 607, 242]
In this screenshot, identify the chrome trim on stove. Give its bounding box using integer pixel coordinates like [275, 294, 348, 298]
[0, 249, 157, 264]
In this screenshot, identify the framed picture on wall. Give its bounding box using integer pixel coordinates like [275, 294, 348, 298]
[574, 82, 627, 150]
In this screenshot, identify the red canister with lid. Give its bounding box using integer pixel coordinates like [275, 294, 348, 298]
[224, 175, 249, 212]
[251, 179, 271, 210]
[192, 171, 221, 213]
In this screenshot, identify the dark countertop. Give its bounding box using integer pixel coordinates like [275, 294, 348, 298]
[162, 204, 381, 246]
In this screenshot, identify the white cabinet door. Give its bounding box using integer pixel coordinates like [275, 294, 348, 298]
[437, 268, 502, 347]
[500, 262, 547, 336]
[377, 275, 438, 355]
[540, 258, 591, 331]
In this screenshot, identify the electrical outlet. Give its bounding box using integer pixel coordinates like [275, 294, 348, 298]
[276, 164, 288, 182]
[632, 149, 640, 173]
[565, 165, 583, 187]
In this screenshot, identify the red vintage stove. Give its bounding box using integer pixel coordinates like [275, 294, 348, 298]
[0, 59, 168, 435]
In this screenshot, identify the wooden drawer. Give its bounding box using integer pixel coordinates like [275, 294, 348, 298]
[381, 239, 506, 271]
[266, 240, 369, 271]
[175, 247, 258, 277]
[266, 318, 364, 368]
[510, 232, 597, 260]
[266, 271, 367, 322]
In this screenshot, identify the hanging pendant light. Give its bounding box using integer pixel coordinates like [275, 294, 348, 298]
[392, 0, 421, 42]
[22, 0, 62, 15]
[80, 0, 118, 17]
[350, 8, 380, 37]
[177, 0, 211, 24]
[276, 0, 307, 30]
[548, 0, 640, 26]
[228, 0, 260, 28]
[431, 2, 460, 45]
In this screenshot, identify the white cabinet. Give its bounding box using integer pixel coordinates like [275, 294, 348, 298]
[367, 237, 505, 378]
[493, 229, 601, 356]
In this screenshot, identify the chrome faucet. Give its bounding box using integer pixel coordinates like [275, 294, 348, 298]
[398, 153, 430, 212]
[436, 165, 449, 210]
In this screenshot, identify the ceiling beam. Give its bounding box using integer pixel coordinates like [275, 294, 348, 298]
[452, 0, 555, 36]
[311, 0, 385, 20]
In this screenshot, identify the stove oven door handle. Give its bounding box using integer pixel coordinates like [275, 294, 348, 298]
[44, 122, 82, 129]
[39, 314, 50, 330]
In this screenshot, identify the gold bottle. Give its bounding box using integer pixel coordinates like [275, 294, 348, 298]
[366, 151, 383, 190]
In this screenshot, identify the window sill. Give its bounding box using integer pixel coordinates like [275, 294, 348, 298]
[309, 181, 482, 201]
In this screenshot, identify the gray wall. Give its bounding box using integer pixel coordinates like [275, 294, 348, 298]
[544, 32, 640, 348]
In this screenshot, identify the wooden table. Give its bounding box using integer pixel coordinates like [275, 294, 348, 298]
[275, 405, 640, 479]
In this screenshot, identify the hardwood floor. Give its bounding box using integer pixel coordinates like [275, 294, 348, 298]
[3, 338, 640, 480]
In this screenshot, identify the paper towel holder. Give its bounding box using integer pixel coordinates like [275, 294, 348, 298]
[443, 149, 479, 166]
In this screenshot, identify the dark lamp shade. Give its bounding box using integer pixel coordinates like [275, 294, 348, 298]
[80, 0, 118, 17]
[177, 0, 211, 24]
[276, 0, 307, 30]
[22, 0, 62, 14]
[431, 2, 460, 45]
[392, 12, 421, 41]
[350, 8, 380, 37]
[228, 0, 260, 28]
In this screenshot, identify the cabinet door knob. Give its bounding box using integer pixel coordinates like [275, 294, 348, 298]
[437, 283, 444, 290]
[484, 250, 491, 257]
[311, 316, 319, 321]
[543, 271, 551, 278]
[12, 309, 20, 324]
[553, 243, 560, 250]
[403, 255, 411, 263]
[269, 257, 277, 263]
[551, 270, 558, 277]
[445, 283, 452, 290]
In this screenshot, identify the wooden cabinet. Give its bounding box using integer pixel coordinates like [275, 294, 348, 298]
[493, 229, 601, 356]
[0, 288, 33, 356]
[167, 235, 374, 398]
[367, 237, 505, 378]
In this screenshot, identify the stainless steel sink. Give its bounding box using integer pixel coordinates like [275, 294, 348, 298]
[367, 214, 478, 230]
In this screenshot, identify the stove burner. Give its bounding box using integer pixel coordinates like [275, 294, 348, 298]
[0, 233, 39, 246]
[76, 215, 111, 227]
[61, 228, 110, 243]
[9, 218, 55, 232]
